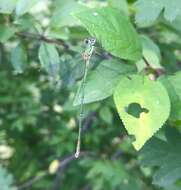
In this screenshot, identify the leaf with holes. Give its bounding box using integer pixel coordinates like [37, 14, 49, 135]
[114, 75, 170, 150]
[73, 7, 142, 61]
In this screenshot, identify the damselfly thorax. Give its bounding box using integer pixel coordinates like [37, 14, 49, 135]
[82, 37, 96, 62]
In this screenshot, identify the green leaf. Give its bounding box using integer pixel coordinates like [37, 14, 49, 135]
[14, 14, 37, 31]
[140, 127, 181, 187]
[108, 0, 128, 15]
[38, 43, 60, 78]
[86, 160, 141, 190]
[16, 0, 40, 15]
[136, 35, 162, 72]
[135, 0, 181, 25]
[50, 0, 86, 27]
[114, 75, 170, 150]
[165, 184, 181, 190]
[46, 28, 69, 41]
[0, 25, 16, 43]
[10, 43, 27, 73]
[74, 7, 142, 61]
[0, 165, 17, 190]
[99, 106, 113, 124]
[168, 72, 181, 100]
[73, 60, 136, 106]
[169, 16, 181, 34]
[160, 72, 181, 122]
[0, 0, 17, 14]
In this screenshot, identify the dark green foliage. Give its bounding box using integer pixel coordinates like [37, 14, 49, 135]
[140, 127, 181, 187]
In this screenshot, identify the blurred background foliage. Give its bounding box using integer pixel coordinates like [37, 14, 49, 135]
[0, 0, 180, 190]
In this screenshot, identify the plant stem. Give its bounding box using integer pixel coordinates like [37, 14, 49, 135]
[15, 32, 69, 49]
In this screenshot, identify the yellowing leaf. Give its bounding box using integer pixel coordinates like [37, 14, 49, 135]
[114, 75, 170, 150]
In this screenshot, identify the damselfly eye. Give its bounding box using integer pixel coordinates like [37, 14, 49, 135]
[84, 38, 89, 44]
[84, 37, 96, 46]
[90, 38, 96, 45]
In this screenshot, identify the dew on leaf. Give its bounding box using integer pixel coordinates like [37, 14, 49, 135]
[93, 12, 98, 16]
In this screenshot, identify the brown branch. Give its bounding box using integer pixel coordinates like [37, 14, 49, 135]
[52, 151, 93, 190]
[15, 32, 69, 49]
[17, 151, 92, 190]
[17, 172, 48, 190]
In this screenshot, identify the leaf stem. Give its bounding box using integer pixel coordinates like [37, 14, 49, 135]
[142, 56, 165, 78]
[15, 32, 69, 49]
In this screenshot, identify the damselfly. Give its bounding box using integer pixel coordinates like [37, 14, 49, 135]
[75, 37, 96, 158]
[74, 37, 136, 158]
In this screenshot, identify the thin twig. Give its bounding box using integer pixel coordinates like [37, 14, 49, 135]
[17, 172, 48, 190]
[52, 151, 92, 190]
[17, 151, 92, 190]
[15, 32, 69, 49]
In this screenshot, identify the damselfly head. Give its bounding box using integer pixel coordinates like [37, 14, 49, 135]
[84, 37, 96, 46]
